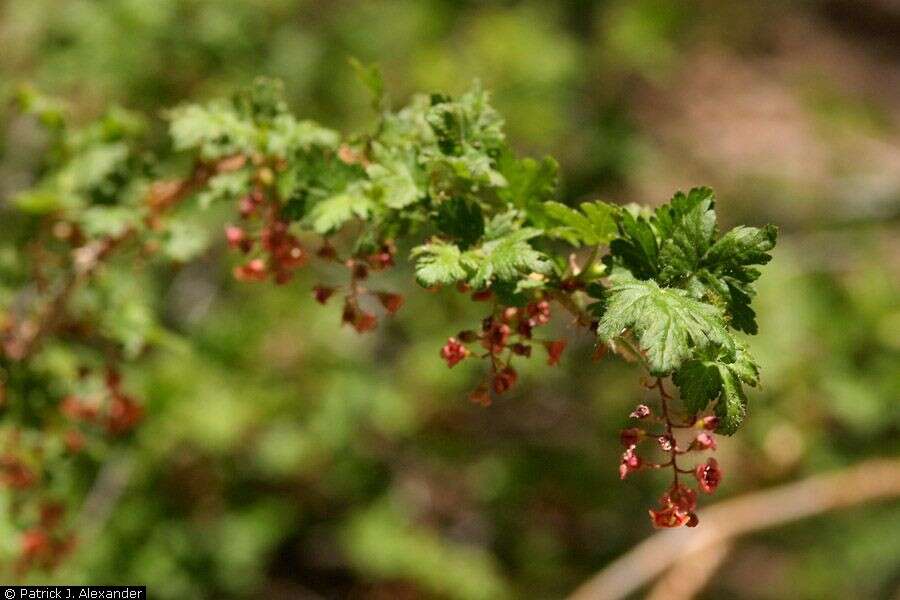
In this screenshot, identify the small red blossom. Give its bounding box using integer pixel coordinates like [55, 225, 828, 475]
[440, 338, 471, 368]
[350, 261, 369, 280]
[470, 289, 492, 302]
[619, 446, 642, 480]
[366, 244, 395, 271]
[313, 285, 336, 305]
[543, 339, 567, 366]
[60, 395, 98, 422]
[492, 366, 517, 395]
[510, 343, 532, 357]
[64, 430, 85, 454]
[649, 503, 691, 529]
[526, 300, 551, 326]
[225, 225, 252, 253]
[691, 432, 717, 451]
[665, 484, 697, 514]
[20, 529, 50, 559]
[376, 292, 404, 315]
[352, 311, 378, 333]
[657, 434, 675, 452]
[630, 404, 651, 419]
[106, 394, 143, 435]
[317, 243, 338, 261]
[233, 259, 267, 282]
[482, 322, 511, 354]
[695, 457, 722, 494]
[0, 454, 35, 489]
[468, 384, 491, 407]
[341, 300, 357, 326]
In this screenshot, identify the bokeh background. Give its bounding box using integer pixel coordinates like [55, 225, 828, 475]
[1, 0, 898, 598]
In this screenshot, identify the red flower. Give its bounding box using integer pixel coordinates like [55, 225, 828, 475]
[233, 259, 267, 282]
[695, 457, 722, 493]
[543, 339, 567, 366]
[511, 343, 532, 357]
[376, 292, 404, 315]
[620, 427, 645, 448]
[619, 446, 642, 480]
[225, 225, 252, 252]
[649, 504, 691, 529]
[468, 384, 491, 407]
[630, 404, 651, 419]
[352, 311, 378, 333]
[440, 338, 471, 368]
[657, 434, 674, 452]
[351, 262, 369, 280]
[20, 529, 50, 559]
[64, 430, 85, 454]
[492, 366, 518, 395]
[482, 322, 511, 354]
[106, 394, 143, 435]
[526, 300, 551, 326]
[313, 285, 336, 305]
[366, 244, 395, 271]
[317, 243, 338, 261]
[691, 432, 717, 451]
[470, 289, 493, 302]
[665, 484, 697, 513]
[0, 455, 35, 489]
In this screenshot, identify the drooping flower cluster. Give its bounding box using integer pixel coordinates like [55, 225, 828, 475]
[439, 295, 568, 405]
[618, 380, 724, 528]
[60, 368, 143, 437]
[16, 502, 76, 575]
[229, 185, 308, 284]
[310, 242, 404, 334]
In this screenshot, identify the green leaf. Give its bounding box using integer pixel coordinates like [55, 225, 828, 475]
[544, 200, 618, 246]
[608, 210, 659, 280]
[304, 185, 373, 234]
[468, 228, 552, 289]
[196, 170, 251, 209]
[715, 364, 747, 435]
[78, 206, 137, 238]
[704, 224, 777, 271]
[673, 342, 760, 432]
[348, 57, 386, 112]
[167, 102, 257, 160]
[673, 360, 722, 414]
[411, 241, 469, 287]
[497, 154, 558, 225]
[366, 148, 424, 210]
[594, 277, 734, 375]
[163, 220, 210, 262]
[265, 114, 339, 158]
[656, 187, 717, 283]
[436, 198, 484, 249]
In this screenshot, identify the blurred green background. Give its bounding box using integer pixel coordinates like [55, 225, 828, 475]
[1, 0, 898, 598]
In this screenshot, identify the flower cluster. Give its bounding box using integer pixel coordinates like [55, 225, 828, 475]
[229, 185, 308, 284]
[439, 295, 567, 405]
[620, 380, 724, 528]
[60, 368, 143, 438]
[17, 502, 76, 575]
[310, 243, 404, 334]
